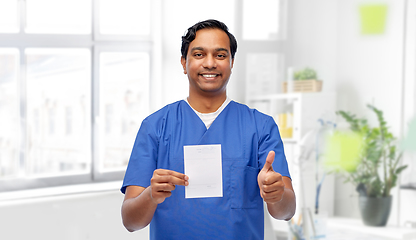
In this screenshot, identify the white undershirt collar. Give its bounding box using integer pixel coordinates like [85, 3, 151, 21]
[185, 97, 231, 129]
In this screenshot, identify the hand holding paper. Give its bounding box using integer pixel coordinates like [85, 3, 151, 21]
[150, 169, 189, 204]
[257, 151, 285, 204]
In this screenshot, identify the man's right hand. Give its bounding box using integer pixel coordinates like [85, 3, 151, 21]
[150, 169, 189, 204]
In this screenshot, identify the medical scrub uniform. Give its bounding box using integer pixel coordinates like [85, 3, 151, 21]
[121, 100, 290, 240]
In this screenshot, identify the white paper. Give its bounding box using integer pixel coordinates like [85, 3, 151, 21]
[184, 144, 223, 198]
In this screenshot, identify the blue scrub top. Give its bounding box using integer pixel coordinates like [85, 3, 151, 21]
[121, 100, 290, 240]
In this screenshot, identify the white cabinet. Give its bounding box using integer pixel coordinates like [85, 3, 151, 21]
[247, 92, 337, 237]
[247, 92, 337, 143]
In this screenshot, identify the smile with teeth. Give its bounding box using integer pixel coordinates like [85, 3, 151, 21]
[201, 74, 219, 78]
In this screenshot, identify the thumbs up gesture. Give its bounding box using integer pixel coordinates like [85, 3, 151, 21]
[257, 151, 285, 204]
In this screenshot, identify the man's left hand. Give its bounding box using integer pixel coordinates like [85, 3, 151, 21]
[257, 150, 285, 204]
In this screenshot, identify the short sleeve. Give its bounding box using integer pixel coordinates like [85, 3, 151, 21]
[257, 115, 291, 179]
[120, 118, 159, 194]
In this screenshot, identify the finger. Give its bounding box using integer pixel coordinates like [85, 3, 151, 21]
[152, 175, 188, 186]
[261, 186, 284, 198]
[154, 169, 189, 186]
[262, 151, 275, 172]
[263, 172, 283, 186]
[262, 178, 284, 192]
[262, 194, 283, 203]
[151, 190, 172, 203]
[155, 169, 188, 180]
[152, 182, 176, 192]
[260, 189, 282, 202]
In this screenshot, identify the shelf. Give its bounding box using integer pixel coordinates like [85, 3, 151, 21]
[282, 138, 298, 144]
[248, 93, 301, 101]
[247, 92, 337, 145]
[327, 217, 416, 240]
[401, 183, 416, 190]
[251, 92, 338, 224]
[271, 216, 416, 240]
[247, 92, 327, 101]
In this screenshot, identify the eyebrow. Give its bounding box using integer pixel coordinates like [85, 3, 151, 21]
[190, 47, 229, 54]
[216, 48, 230, 54]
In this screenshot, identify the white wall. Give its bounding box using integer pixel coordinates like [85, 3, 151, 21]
[336, 0, 405, 129]
[291, 0, 416, 226]
[335, 0, 408, 226]
[291, 0, 339, 94]
[0, 191, 149, 240]
[0, 189, 279, 240]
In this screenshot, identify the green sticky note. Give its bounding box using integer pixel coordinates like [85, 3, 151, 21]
[324, 131, 363, 172]
[401, 117, 416, 151]
[359, 4, 388, 35]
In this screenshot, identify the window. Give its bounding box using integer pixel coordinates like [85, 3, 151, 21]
[97, 0, 150, 36]
[25, 0, 91, 34]
[0, 0, 288, 192]
[239, 0, 289, 100]
[0, 1, 19, 33]
[242, 0, 283, 40]
[0, 0, 153, 191]
[97, 51, 149, 172]
[25, 48, 91, 177]
[0, 48, 19, 178]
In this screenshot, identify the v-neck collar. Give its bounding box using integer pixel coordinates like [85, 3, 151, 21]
[183, 98, 232, 130]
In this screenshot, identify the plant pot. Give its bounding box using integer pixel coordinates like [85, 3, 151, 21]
[282, 79, 322, 93]
[358, 196, 392, 226]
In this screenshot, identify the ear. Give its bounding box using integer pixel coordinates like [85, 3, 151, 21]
[181, 56, 187, 74]
[231, 58, 235, 69]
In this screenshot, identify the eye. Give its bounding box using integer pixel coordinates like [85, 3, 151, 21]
[193, 52, 204, 58]
[217, 53, 227, 59]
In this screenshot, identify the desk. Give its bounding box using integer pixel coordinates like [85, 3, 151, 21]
[270, 216, 416, 240]
[326, 217, 416, 240]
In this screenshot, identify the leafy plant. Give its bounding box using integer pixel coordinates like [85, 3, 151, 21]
[336, 104, 407, 197]
[294, 67, 317, 80]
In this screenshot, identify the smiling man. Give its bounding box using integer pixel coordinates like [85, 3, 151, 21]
[181, 27, 233, 105]
[121, 19, 296, 239]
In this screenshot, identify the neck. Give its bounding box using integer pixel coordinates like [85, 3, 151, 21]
[187, 92, 227, 113]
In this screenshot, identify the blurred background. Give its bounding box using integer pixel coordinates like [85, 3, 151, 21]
[0, 0, 415, 239]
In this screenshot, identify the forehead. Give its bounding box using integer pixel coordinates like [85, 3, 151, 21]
[189, 28, 230, 51]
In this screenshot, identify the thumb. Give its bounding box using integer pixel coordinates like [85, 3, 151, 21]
[262, 151, 275, 172]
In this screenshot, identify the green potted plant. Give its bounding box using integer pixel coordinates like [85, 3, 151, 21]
[294, 67, 318, 80]
[283, 67, 322, 93]
[334, 104, 407, 226]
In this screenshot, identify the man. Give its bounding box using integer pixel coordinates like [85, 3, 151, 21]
[121, 19, 296, 239]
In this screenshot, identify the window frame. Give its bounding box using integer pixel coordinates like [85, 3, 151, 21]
[92, 44, 153, 182]
[0, 0, 288, 192]
[400, 0, 416, 189]
[0, 0, 156, 192]
[235, 0, 290, 102]
[93, 0, 152, 41]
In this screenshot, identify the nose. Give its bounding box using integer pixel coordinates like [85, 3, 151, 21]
[202, 54, 217, 69]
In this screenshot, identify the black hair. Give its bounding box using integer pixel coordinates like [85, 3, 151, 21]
[181, 19, 237, 60]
